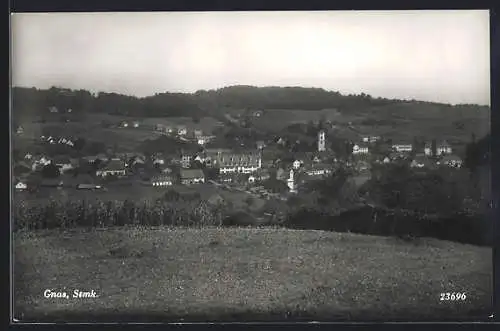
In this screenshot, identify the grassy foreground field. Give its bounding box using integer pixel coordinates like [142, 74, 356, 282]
[14, 227, 492, 322]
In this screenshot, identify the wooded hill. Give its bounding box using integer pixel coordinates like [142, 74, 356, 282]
[12, 85, 490, 121]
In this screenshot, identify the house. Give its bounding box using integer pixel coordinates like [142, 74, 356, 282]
[382, 156, 391, 164]
[352, 144, 369, 155]
[95, 154, 109, 163]
[153, 157, 165, 166]
[76, 183, 102, 190]
[177, 126, 188, 136]
[96, 159, 127, 177]
[181, 154, 192, 168]
[213, 152, 262, 174]
[151, 174, 174, 187]
[16, 126, 24, 134]
[160, 166, 173, 174]
[121, 121, 129, 128]
[410, 154, 432, 168]
[194, 129, 203, 137]
[24, 153, 33, 160]
[392, 143, 413, 153]
[132, 121, 140, 128]
[131, 155, 146, 166]
[180, 168, 205, 185]
[362, 136, 380, 143]
[253, 110, 263, 117]
[255, 168, 271, 181]
[437, 140, 453, 156]
[248, 175, 256, 184]
[440, 154, 463, 168]
[49, 106, 59, 113]
[304, 163, 333, 177]
[53, 156, 74, 173]
[197, 135, 215, 146]
[256, 140, 266, 150]
[424, 143, 433, 156]
[15, 181, 27, 190]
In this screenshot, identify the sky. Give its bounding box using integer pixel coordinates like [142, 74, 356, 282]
[11, 10, 490, 105]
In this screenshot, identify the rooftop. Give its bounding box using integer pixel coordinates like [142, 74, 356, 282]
[180, 168, 205, 179]
[101, 160, 126, 171]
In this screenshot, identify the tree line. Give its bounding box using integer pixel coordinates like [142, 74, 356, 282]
[13, 85, 488, 122]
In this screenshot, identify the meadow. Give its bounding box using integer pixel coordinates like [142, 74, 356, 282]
[249, 105, 489, 144]
[14, 227, 492, 322]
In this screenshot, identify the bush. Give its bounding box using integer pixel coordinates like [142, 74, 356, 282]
[13, 198, 226, 231]
[283, 205, 490, 246]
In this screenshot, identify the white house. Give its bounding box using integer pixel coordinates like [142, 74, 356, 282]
[15, 181, 27, 190]
[215, 153, 262, 174]
[392, 144, 413, 153]
[437, 141, 453, 156]
[151, 175, 173, 187]
[352, 144, 369, 155]
[305, 164, 332, 177]
[96, 159, 127, 177]
[197, 135, 215, 146]
[363, 136, 380, 143]
[153, 157, 165, 166]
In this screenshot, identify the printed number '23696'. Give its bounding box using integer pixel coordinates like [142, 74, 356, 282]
[440, 292, 466, 301]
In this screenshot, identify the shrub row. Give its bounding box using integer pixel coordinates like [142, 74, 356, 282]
[13, 199, 227, 231]
[284, 206, 491, 246]
[13, 199, 491, 247]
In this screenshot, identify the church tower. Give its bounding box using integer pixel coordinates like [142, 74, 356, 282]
[318, 130, 326, 152]
[287, 169, 297, 193]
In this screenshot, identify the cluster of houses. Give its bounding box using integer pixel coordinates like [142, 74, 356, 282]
[351, 137, 463, 169]
[156, 125, 216, 146]
[39, 135, 75, 147]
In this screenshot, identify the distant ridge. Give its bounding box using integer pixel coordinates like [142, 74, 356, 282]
[12, 85, 490, 120]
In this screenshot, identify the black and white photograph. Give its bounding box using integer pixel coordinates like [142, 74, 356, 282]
[11, 10, 492, 322]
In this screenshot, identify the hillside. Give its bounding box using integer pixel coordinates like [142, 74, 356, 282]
[14, 227, 491, 322]
[12, 85, 490, 122]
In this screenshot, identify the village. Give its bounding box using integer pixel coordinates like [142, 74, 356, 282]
[12, 109, 465, 210]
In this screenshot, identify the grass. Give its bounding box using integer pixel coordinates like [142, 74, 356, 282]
[14, 227, 492, 322]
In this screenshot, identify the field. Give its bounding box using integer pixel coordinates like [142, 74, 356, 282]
[249, 105, 490, 144]
[14, 227, 492, 322]
[13, 183, 265, 211]
[14, 113, 225, 152]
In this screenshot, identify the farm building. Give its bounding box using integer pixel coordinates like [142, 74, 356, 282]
[96, 159, 126, 177]
[180, 169, 205, 185]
